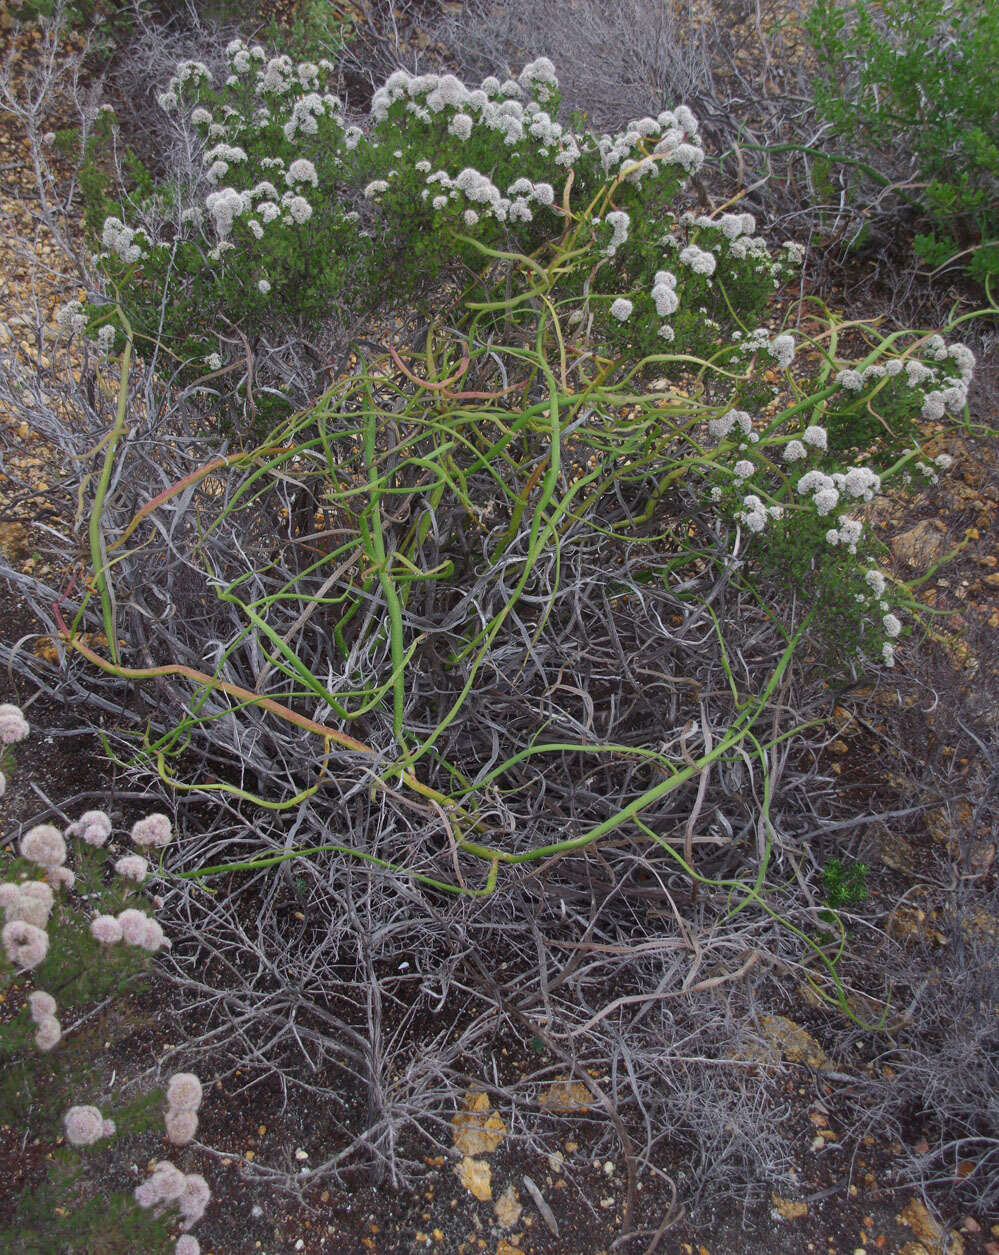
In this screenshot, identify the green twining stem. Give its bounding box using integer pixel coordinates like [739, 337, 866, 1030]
[362, 392, 407, 745]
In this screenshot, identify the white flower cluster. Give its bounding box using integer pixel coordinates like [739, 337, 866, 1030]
[164, 1071, 203, 1146]
[604, 210, 630, 257]
[285, 157, 318, 188]
[205, 187, 247, 238]
[795, 463, 881, 518]
[0, 702, 29, 746]
[1, 880, 53, 970]
[678, 244, 716, 276]
[824, 515, 863, 553]
[89, 906, 169, 952]
[157, 60, 212, 111]
[20, 823, 73, 887]
[204, 141, 248, 185]
[737, 493, 782, 533]
[767, 333, 795, 370]
[519, 56, 559, 102]
[135, 1156, 210, 1233]
[651, 270, 679, 317]
[64, 1104, 115, 1146]
[55, 299, 88, 338]
[708, 409, 753, 440]
[610, 297, 634, 322]
[28, 989, 62, 1051]
[101, 217, 145, 263]
[65, 809, 112, 846]
[283, 91, 340, 141]
[782, 439, 807, 462]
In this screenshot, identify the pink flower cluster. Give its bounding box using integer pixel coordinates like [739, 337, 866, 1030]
[64, 1104, 116, 1146]
[2, 917, 49, 969]
[165, 1071, 203, 1145]
[89, 907, 169, 952]
[1, 878, 53, 929]
[135, 1158, 211, 1231]
[28, 988, 62, 1051]
[20, 824, 74, 888]
[130, 813, 173, 847]
[65, 809, 112, 847]
[0, 702, 29, 745]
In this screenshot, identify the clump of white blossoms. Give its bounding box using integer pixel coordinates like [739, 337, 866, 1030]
[116, 907, 169, 953]
[19, 824, 73, 887]
[55, 299, 88, 339]
[65, 810, 112, 847]
[114, 854, 149, 882]
[164, 1071, 204, 1146]
[0, 702, 30, 745]
[2, 918, 49, 969]
[28, 988, 62, 1051]
[131, 813, 173, 848]
[64, 1105, 116, 1146]
[678, 244, 716, 276]
[135, 1158, 211, 1231]
[610, 298, 634, 322]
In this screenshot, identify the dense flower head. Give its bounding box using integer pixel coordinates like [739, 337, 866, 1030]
[768, 334, 795, 369]
[2, 880, 54, 930]
[165, 1108, 199, 1146]
[35, 1015, 62, 1051]
[678, 244, 716, 276]
[0, 700, 21, 754]
[55, 299, 88, 338]
[285, 158, 318, 187]
[91, 914, 124, 944]
[841, 466, 881, 500]
[178, 1174, 211, 1227]
[604, 210, 630, 256]
[3, 919, 49, 968]
[131, 813, 172, 848]
[118, 907, 154, 946]
[101, 217, 145, 263]
[651, 269, 679, 317]
[835, 368, 863, 391]
[802, 425, 827, 450]
[783, 440, 807, 462]
[708, 409, 752, 440]
[137, 1160, 188, 1205]
[115, 854, 149, 883]
[175, 1237, 201, 1255]
[20, 825, 66, 870]
[167, 1072, 203, 1112]
[204, 188, 247, 239]
[28, 990, 56, 1022]
[610, 298, 633, 322]
[66, 810, 112, 847]
[64, 1105, 115, 1146]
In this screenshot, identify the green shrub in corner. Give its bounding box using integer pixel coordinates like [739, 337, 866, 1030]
[806, 0, 999, 285]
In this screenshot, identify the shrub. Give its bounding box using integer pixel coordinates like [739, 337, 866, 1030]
[806, 0, 999, 285]
[3, 20, 991, 1208]
[0, 710, 210, 1254]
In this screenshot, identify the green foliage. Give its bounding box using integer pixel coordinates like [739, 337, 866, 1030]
[79, 52, 731, 433]
[0, 1148, 174, 1255]
[1, 805, 173, 1251]
[821, 857, 868, 909]
[259, 0, 354, 61]
[806, 0, 999, 284]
